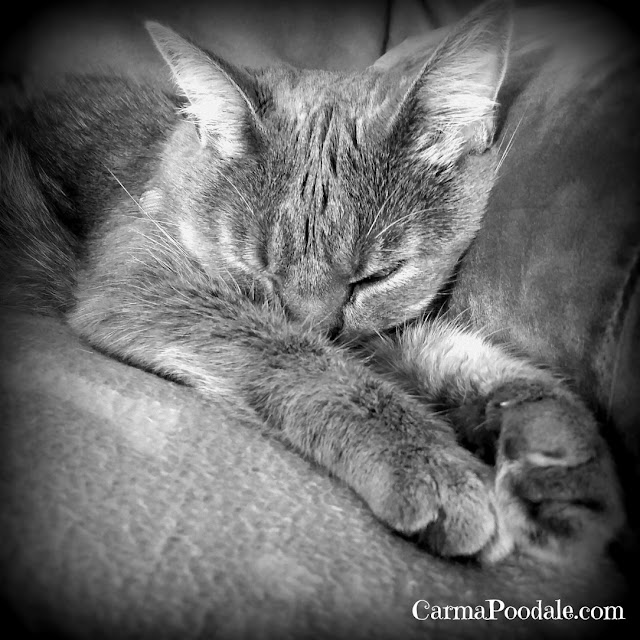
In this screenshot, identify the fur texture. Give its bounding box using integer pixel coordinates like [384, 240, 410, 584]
[0, 0, 624, 563]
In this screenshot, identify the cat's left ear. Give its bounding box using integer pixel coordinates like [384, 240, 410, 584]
[394, 0, 512, 166]
[146, 22, 257, 157]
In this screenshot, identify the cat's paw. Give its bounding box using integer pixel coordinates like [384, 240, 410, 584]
[368, 443, 499, 557]
[479, 381, 625, 564]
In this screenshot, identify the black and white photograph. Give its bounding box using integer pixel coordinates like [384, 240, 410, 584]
[1, 1, 638, 637]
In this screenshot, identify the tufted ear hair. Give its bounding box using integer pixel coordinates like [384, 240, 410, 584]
[146, 21, 257, 158]
[394, 0, 512, 166]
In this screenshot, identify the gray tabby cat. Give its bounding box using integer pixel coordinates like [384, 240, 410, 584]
[0, 0, 624, 563]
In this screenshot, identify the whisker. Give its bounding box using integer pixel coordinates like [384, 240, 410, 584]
[440, 306, 471, 329]
[220, 265, 243, 295]
[495, 111, 526, 176]
[212, 165, 255, 217]
[363, 181, 406, 242]
[373, 210, 420, 242]
[405, 206, 449, 217]
[105, 167, 190, 261]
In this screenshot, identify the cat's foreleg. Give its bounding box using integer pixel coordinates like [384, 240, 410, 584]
[363, 319, 625, 562]
[68, 247, 503, 558]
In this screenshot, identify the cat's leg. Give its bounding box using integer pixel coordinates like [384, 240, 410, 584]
[363, 319, 625, 563]
[68, 239, 500, 558]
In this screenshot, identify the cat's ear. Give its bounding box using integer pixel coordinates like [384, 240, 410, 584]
[395, 0, 512, 166]
[145, 22, 256, 157]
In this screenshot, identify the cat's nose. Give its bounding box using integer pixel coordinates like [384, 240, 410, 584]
[282, 289, 346, 336]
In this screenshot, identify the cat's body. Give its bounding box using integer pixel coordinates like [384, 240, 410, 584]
[0, 1, 624, 563]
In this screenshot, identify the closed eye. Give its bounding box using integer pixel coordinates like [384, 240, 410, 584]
[352, 260, 406, 288]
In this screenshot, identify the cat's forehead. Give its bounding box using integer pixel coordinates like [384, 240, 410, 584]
[257, 67, 399, 121]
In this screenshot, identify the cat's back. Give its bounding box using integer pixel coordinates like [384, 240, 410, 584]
[0, 74, 184, 313]
[2, 75, 177, 173]
[1, 75, 180, 236]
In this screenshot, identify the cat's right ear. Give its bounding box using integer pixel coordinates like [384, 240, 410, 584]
[145, 22, 257, 157]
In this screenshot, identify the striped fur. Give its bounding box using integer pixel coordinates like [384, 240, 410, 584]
[0, 0, 624, 563]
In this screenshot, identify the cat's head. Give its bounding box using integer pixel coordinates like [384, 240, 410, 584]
[145, 0, 511, 337]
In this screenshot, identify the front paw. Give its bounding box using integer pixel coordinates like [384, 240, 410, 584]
[366, 443, 499, 558]
[479, 382, 625, 563]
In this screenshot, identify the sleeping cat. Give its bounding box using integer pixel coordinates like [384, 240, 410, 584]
[0, 0, 624, 563]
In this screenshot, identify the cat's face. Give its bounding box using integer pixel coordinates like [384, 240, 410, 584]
[147, 0, 510, 336]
